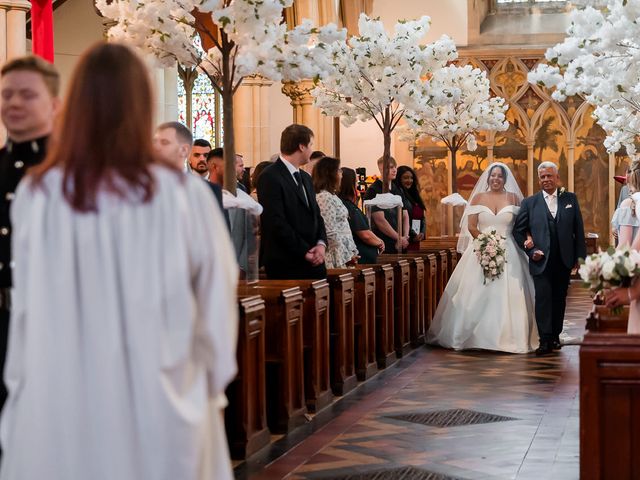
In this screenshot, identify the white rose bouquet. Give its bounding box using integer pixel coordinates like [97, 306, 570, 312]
[578, 246, 640, 311]
[473, 228, 507, 284]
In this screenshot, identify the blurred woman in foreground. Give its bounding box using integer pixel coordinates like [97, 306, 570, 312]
[0, 43, 238, 480]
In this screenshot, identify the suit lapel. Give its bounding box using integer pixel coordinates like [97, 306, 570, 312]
[555, 189, 564, 223]
[276, 158, 310, 210]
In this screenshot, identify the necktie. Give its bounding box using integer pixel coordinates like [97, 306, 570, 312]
[293, 171, 309, 207]
[546, 194, 557, 218]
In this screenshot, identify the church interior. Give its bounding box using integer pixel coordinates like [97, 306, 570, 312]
[0, 0, 637, 479]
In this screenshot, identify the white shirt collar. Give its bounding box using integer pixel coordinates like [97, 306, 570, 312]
[280, 157, 300, 175]
[543, 189, 557, 199]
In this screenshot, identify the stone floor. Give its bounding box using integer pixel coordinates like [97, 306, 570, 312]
[235, 282, 592, 480]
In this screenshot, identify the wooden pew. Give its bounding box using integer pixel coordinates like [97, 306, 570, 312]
[364, 263, 396, 369]
[237, 283, 307, 433]
[379, 254, 425, 347]
[580, 330, 640, 479]
[226, 295, 270, 459]
[423, 253, 438, 332]
[417, 248, 448, 301]
[586, 305, 629, 333]
[330, 267, 378, 381]
[255, 279, 333, 413]
[325, 271, 358, 395]
[376, 256, 411, 357]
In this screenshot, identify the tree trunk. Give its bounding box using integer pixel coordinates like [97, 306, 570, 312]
[222, 88, 236, 195]
[450, 146, 458, 194]
[382, 106, 392, 193]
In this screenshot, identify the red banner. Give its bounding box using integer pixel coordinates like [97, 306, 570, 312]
[31, 0, 54, 63]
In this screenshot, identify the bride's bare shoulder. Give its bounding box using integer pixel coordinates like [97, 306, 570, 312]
[506, 191, 521, 206]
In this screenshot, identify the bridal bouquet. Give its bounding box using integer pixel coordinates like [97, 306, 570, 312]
[578, 246, 640, 294]
[473, 228, 507, 284]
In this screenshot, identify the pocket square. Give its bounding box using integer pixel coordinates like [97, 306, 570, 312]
[565, 204, 573, 209]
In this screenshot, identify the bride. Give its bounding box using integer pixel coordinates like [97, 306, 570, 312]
[426, 162, 538, 353]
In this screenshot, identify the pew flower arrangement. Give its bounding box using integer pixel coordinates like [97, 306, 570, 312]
[528, 0, 640, 154]
[578, 247, 640, 306]
[95, 0, 346, 193]
[312, 14, 458, 191]
[473, 228, 507, 284]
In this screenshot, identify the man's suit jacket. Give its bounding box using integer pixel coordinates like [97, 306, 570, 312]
[513, 189, 586, 275]
[257, 158, 328, 279]
[205, 180, 231, 230]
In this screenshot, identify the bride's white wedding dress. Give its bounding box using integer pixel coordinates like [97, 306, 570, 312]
[427, 204, 538, 353]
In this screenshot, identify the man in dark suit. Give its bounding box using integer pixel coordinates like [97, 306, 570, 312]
[514, 161, 586, 356]
[0, 56, 60, 417]
[258, 124, 327, 279]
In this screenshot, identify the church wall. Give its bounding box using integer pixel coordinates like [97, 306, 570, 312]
[267, 83, 293, 160]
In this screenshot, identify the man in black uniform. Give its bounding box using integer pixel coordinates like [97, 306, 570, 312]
[0, 56, 60, 411]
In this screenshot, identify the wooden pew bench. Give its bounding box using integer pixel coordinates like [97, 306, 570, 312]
[325, 271, 358, 395]
[376, 256, 411, 357]
[237, 283, 306, 433]
[226, 295, 270, 459]
[256, 279, 333, 413]
[362, 263, 396, 369]
[330, 267, 378, 381]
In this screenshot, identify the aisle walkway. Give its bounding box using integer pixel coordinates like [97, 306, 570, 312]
[237, 282, 592, 480]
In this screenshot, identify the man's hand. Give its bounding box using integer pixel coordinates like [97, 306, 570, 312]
[305, 244, 326, 266]
[524, 238, 534, 249]
[532, 249, 545, 262]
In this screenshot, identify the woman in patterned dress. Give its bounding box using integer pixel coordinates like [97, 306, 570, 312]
[313, 157, 359, 269]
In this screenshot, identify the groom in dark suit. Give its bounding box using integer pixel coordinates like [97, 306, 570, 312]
[258, 124, 328, 279]
[514, 162, 586, 356]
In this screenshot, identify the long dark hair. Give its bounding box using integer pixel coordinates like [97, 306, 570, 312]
[312, 156, 341, 193]
[338, 167, 357, 201]
[31, 42, 157, 212]
[395, 166, 425, 210]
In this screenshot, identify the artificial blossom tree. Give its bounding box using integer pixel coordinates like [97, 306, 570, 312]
[528, 0, 640, 155]
[402, 64, 509, 193]
[312, 14, 458, 192]
[96, 0, 346, 194]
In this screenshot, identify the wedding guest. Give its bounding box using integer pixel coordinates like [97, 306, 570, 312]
[313, 157, 359, 268]
[611, 160, 640, 246]
[235, 153, 247, 192]
[395, 165, 427, 250]
[0, 43, 239, 480]
[0, 55, 60, 415]
[302, 149, 325, 175]
[338, 167, 385, 264]
[364, 156, 410, 253]
[258, 124, 327, 279]
[188, 138, 211, 178]
[250, 160, 272, 200]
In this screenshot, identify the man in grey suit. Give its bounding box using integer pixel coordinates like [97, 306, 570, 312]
[513, 161, 586, 356]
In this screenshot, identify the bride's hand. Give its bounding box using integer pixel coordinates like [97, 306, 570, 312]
[605, 287, 631, 308]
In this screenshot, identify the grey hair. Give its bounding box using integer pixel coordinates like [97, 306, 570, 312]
[537, 161, 558, 174]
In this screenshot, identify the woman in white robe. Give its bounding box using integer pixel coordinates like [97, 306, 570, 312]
[0, 43, 239, 480]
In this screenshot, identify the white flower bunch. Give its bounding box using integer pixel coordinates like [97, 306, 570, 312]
[528, 0, 640, 154]
[312, 14, 458, 129]
[473, 228, 507, 284]
[403, 64, 509, 153]
[578, 245, 640, 292]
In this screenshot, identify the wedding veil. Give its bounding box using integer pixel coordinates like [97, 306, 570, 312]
[456, 162, 524, 253]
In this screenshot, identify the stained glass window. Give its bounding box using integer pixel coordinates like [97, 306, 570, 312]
[177, 36, 223, 146]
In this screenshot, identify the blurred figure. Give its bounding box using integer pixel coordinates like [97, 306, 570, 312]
[0, 56, 60, 416]
[250, 160, 272, 200]
[395, 165, 427, 250]
[313, 157, 359, 269]
[301, 149, 325, 174]
[1, 43, 238, 480]
[611, 160, 640, 246]
[235, 153, 247, 192]
[189, 138, 211, 178]
[338, 167, 384, 264]
[363, 156, 410, 253]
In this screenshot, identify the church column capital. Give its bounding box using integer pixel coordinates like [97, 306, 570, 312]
[241, 75, 273, 88]
[0, 0, 30, 12]
[281, 80, 316, 107]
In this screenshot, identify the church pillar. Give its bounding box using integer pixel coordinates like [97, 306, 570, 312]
[163, 68, 178, 123]
[233, 76, 272, 167]
[609, 151, 616, 243]
[282, 80, 334, 156]
[2, 0, 30, 61]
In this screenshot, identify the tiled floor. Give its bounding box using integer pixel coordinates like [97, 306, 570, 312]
[236, 282, 592, 480]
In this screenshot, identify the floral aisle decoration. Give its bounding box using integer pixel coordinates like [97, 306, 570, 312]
[528, 0, 640, 155]
[473, 228, 507, 284]
[95, 0, 346, 193]
[312, 14, 457, 192]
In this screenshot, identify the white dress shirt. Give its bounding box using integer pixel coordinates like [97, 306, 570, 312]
[543, 190, 557, 218]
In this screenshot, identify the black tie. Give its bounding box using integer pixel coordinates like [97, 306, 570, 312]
[293, 171, 309, 207]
